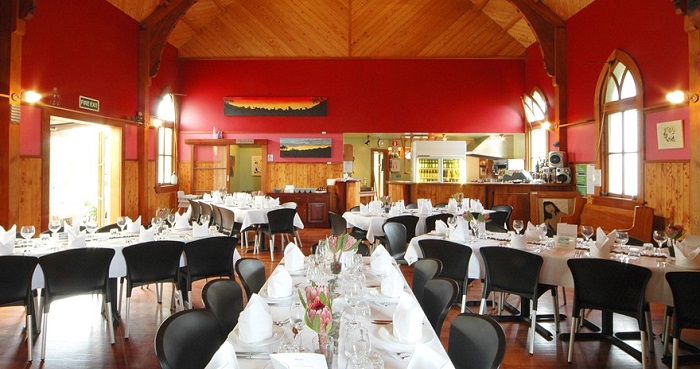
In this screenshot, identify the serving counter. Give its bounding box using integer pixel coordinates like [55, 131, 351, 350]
[387, 181, 575, 223]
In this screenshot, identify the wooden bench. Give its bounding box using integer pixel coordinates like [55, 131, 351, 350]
[560, 196, 654, 243]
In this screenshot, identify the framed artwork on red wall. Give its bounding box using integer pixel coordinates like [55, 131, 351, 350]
[223, 96, 327, 116]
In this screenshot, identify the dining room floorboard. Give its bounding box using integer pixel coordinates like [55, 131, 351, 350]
[0, 227, 698, 368]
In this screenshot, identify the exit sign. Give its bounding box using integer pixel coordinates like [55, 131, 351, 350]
[79, 96, 100, 112]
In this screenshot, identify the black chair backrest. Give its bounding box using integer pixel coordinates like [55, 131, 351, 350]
[425, 213, 453, 233]
[235, 258, 266, 299]
[665, 272, 700, 335]
[349, 205, 360, 212]
[200, 202, 213, 226]
[218, 207, 236, 236]
[155, 309, 225, 369]
[382, 222, 407, 261]
[412, 258, 443, 302]
[448, 313, 506, 369]
[328, 211, 348, 235]
[39, 248, 115, 312]
[182, 236, 236, 281]
[211, 204, 223, 231]
[202, 279, 244, 335]
[188, 199, 201, 223]
[491, 204, 513, 229]
[480, 246, 543, 305]
[356, 243, 370, 256]
[0, 255, 39, 308]
[418, 239, 472, 293]
[122, 241, 184, 292]
[266, 208, 297, 234]
[96, 223, 120, 233]
[420, 277, 458, 336]
[405, 203, 418, 209]
[385, 215, 419, 241]
[567, 258, 651, 328]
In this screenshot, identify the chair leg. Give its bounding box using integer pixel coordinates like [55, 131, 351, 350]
[105, 299, 115, 344]
[645, 310, 655, 354]
[157, 283, 163, 304]
[125, 297, 131, 339]
[26, 311, 33, 361]
[552, 291, 561, 334]
[460, 293, 467, 314]
[479, 298, 487, 315]
[41, 311, 48, 361]
[498, 293, 504, 315]
[641, 330, 648, 369]
[663, 307, 672, 356]
[295, 230, 303, 249]
[529, 302, 536, 355]
[270, 235, 275, 261]
[672, 337, 679, 369]
[567, 317, 578, 363]
[118, 278, 124, 313]
[561, 286, 567, 305]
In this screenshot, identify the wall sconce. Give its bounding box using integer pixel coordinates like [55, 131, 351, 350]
[0, 90, 42, 104]
[150, 117, 163, 127]
[540, 121, 551, 130]
[666, 90, 698, 104]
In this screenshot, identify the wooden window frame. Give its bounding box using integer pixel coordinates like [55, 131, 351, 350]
[522, 86, 550, 171]
[154, 90, 178, 194]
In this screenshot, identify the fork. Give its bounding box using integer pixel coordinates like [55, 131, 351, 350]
[273, 318, 289, 326]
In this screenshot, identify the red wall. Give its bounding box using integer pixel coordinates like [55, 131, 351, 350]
[564, 0, 687, 163]
[178, 59, 526, 134]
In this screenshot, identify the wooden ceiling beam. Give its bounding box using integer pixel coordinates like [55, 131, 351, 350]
[673, 0, 700, 29]
[508, 0, 564, 77]
[141, 0, 197, 77]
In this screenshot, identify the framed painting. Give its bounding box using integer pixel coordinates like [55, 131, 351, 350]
[251, 156, 262, 176]
[279, 138, 332, 158]
[223, 96, 327, 116]
[656, 120, 684, 149]
[529, 191, 582, 233]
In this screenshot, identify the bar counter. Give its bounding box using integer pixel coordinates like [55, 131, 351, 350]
[387, 181, 576, 223]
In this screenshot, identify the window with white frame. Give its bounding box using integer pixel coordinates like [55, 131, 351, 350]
[522, 87, 549, 171]
[598, 50, 643, 199]
[156, 92, 176, 186]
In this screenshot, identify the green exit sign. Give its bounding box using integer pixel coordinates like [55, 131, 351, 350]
[79, 96, 100, 112]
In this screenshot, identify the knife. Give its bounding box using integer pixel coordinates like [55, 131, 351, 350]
[235, 352, 271, 360]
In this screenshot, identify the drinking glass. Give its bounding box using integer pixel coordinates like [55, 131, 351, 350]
[86, 218, 98, 239]
[580, 225, 594, 247]
[653, 230, 667, 253]
[344, 279, 364, 320]
[343, 323, 371, 359]
[536, 223, 548, 241]
[20, 225, 35, 250]
[48, 217, 62, 236]
[167, 213, 176, 227]
[116, 216, 127, 233]
[346, 355, 372, 369]
[615, 231, 629, 261]
[512, 219, 524, 235]
[200, 214, 210, 226]
[289, 300, 306, 352]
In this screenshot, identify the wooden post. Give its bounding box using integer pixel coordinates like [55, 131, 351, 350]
[687, 24, 700, 233]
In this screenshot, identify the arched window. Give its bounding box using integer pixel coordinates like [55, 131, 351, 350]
[155, 91, 177, 189]
[522, 87, 549, 171]
[595, 50, 643, 199]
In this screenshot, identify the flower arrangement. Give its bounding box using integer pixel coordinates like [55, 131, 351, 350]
[329, 233, 361, 254]
[463, 212, 490, 223]
[298, 285, 333, 334]
[155, 208, 170, 221]
[379, 195, 391, 206]
[666, 222, 685, 241]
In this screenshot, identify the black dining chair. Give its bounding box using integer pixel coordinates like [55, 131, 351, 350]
[425, 213, 453, 233]
[201, 279, 245, 336]
[155, 309, 225, 369]
[329, 211, 348, 235]
[96, 222, 120, 233]
[38, 248, 116, 360]
[663, 272, 700, 369]
[178, 236, 237, 309]
[479, 246, 560, 355]
[566, 258, 652, 368]
[217, 206, 236, 236]
[382, 222, 407, 265]
[257, 208, 298, 261]
[448, 313, 506, 369]
[122, 240, 185, 339]
[384, 215, 419, 242]
[211, 204, 223, 232]
[235, 257, 267, 299]
[412, 257, 443, 302]
[199, 202, 213, 226]
[0, 255, 39, 361]
[418, 239, 473, 313]
[490, 204, 513, 230]
[419, 277, 459, 337]
[188, 199, 201, 224]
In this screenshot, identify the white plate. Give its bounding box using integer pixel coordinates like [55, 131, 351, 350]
[261, 290, 296, 302]
[230, 326, 284, 348]
[428, 230, 447, 237]
[376, 325, 433, 346]
[366, 288, 400, 304]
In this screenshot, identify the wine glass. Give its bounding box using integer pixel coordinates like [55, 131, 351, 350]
[289, 300, 306, 352]
[48, 217, 62, 237]
[116, 216, 127, 233]
[343, 323, 371, 359]
[512, 219, 524, 235]
[86, 218, 98, 240]
[581, 225, 594, 247]
[20, 225, 36, 250]
[653, 230, 668, 257]
[344, 278, 364, 320]
[616, 231, 629, 261]
[167, 213, 176, 228]
[200, 214, 210, 226]
[536, 223, 548, 242]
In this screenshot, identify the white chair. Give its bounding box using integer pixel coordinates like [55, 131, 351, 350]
[177, 191, 190, 213]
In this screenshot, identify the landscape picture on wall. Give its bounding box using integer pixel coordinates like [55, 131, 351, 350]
[223, 96, 328, 116]
[280, 138, 332, 158]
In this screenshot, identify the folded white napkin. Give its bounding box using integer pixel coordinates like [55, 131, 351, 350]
[192, 222, 209, 237]
[204, 341, 239, 369]
[267, 267, 293, 298]
[392, 292, 424, 343]
[283, 242, 305, 272]
[469, 199, 478, 210]
[265, 197, 280, 208]
[446, 199, 458, 213]
[270, 353, 327, 369]
[407, 343, 451, 369]
[395, 200, 405, 213]
[66, 226, 86, 248]
[371, 244, 393, 275]
[674, 236, 700, 269]
[472, 201, 484, 212]
[524, 221, 539, 242]
[462, 198, 470, 211]
[63, 221, 80, 235]
[434, 220, 448, 235]
[213, 195, 223, 204]
[359, 203, 370, 215]
[126, 216, 141, 233]
[139, 225, 155, 242]
[174, 212, 190, 230]
[590, 228, 616, 259]
[0, 225, 16, 255]
[237, 294, 273, 343]
[418, 203, 431, 215]
[202, 193, 212, 200]
[224, 195, 235, 206]
[511, 234, 527, 249]
[253, 195, 265, 208]
[389, 204, 402, 217]
[381, 266, 404, 298]
[369, 200, 383, 215]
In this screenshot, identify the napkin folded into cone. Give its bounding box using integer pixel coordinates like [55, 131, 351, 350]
[674, 236, 700, 269]
[392, 292, 424, 343]
[0, 225, 16, 255]
[589, 228, 616, 259]
[236, 294, 273, 343]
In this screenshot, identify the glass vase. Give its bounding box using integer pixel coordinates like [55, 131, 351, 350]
[315, 333, 335, 368]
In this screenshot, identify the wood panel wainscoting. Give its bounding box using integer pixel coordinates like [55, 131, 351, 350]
[265, 162, 343, 193]
[18, 157, 42, 228]
[644, 161, 690, 228]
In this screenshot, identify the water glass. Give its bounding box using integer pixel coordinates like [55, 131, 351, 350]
[343, 322, 371, 358]
[512, 219, 524, 235]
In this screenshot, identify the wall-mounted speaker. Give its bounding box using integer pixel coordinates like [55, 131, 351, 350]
[556, 167, 572, 184]
[548, 151, 567, 168]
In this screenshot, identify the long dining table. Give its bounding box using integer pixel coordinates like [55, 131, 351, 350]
[205, 257, 455, 369]
[342, 210, 430, 243]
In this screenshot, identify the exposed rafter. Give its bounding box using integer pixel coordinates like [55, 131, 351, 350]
[673, 0, 700, 29]
[141, 0, 196, 77]
[508, 0, 565, 77]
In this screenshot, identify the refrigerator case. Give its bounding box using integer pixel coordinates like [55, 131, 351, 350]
[413, 141, 467, 183]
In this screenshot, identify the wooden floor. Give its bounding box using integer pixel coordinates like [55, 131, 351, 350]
[1, 228, 699, 369]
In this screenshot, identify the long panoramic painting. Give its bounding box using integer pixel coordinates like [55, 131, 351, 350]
[280, 138, 332, 158]
[223, 96, 328, 116]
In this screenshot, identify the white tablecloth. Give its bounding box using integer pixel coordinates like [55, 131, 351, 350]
[219, 204, 305, 231]
[206, 258, 454, 369]
[407, 234, 698, 306]
[342, 211, 431, 243]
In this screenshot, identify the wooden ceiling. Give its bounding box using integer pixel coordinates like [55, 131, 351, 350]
[107, 0, 594, 59]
